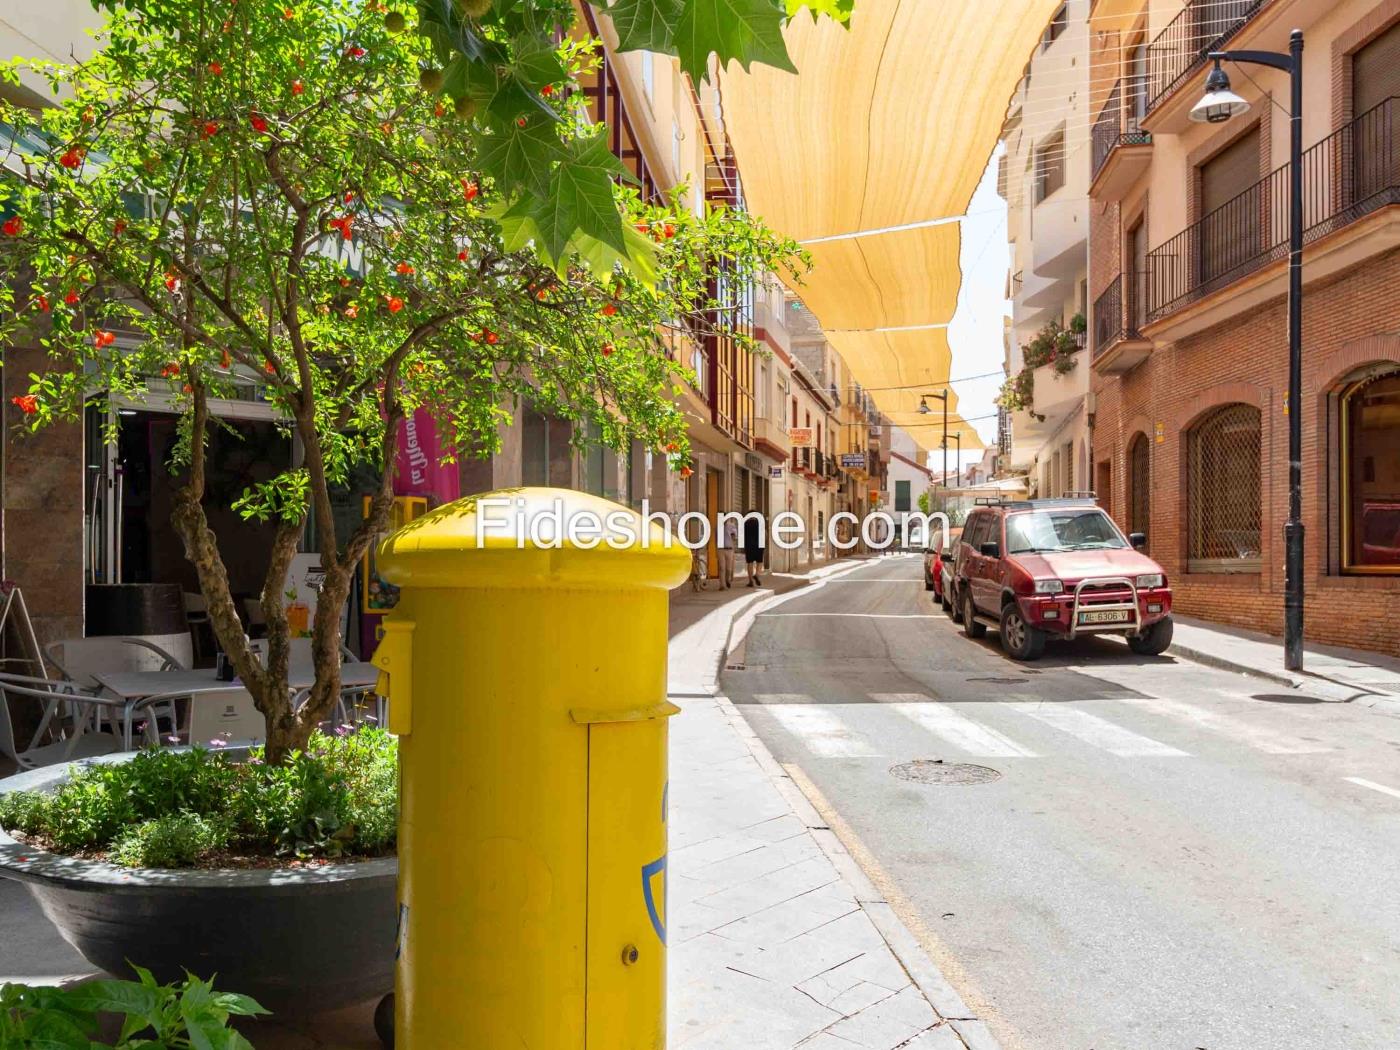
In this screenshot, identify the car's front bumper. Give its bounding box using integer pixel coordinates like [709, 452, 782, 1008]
[1019, 585, 1172, 638]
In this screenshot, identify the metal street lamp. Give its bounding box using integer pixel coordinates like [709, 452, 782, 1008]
[918, 391, 949, 487]
[1191, 29, 1305, 671]
[941, 432, 963, 487]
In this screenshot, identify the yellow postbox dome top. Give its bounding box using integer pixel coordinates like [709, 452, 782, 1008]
[375, 487, 693, 591]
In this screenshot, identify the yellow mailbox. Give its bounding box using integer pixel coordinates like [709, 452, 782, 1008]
[372, 487, 691, 1049]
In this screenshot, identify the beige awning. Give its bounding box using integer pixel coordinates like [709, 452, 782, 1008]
[721, 0, 1057, 450]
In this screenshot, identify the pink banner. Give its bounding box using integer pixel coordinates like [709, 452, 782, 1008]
[393, 408, 460, 505]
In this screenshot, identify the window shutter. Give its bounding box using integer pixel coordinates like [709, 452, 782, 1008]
[1201, 128, 1260, 217]
[1354, 20, 1400, 117]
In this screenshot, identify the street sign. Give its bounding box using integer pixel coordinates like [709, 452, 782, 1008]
[789, 427, 814, 448]
[840, 453, 867, 469]
[769, 466, 784, 479]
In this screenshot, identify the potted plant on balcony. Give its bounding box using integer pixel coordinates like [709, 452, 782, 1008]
[0, 0, 836, 1015]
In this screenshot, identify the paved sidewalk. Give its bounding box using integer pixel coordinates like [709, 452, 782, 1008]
[667, 555, 998, 1050]
[1169, 615, 1400, 714]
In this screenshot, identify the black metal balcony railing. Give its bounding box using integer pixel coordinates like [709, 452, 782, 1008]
[1147, 97, 1399, 323]
[1145, 0, 1264, 115]
[1091, 82, 1153, 182]
[1091, 271, 1149, 359]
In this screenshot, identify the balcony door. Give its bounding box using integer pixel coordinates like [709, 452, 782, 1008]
[1127, 41, 1148, 132]
[1351, 21, 1400, 207]
[1198, 127, 1261, 287]
[1127, 219, 1148, 331]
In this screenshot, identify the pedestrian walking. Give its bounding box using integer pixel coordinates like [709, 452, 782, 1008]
[743, 513, 765, 587]
[717, 515, 738, 589]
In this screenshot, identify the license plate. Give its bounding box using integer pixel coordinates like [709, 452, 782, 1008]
[1079, 610, 1130, 625]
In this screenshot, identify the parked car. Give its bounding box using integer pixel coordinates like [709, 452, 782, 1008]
[922, 527, 962, 610]
[950, 497, 1173, 660]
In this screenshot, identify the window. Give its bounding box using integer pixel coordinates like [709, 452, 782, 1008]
[1006, 508, 1128, 554]
[1352, 21, 1400, 205]
[895, 480, 911, 513]
[1127, 40, 1148, 128]
[640, 51, 655, 103]
[1041, 4, 1067, 49]
[1198, 127, 1261, 285]
[1343, 368, 1400, 573]
[1035, 129, 1065, 202]
[1128, 432, 1151, 545]
[1187, 404, 1261, 572]
[521, 404, 550, 487]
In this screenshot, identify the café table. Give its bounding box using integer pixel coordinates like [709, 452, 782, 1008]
[92, 662, 382, 748]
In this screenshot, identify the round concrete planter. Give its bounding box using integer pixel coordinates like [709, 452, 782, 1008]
[0, 753, 397, 1015]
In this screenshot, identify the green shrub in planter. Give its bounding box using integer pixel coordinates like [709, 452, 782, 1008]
[0, 728, 398, 868]
[0, 967, 266, 1049]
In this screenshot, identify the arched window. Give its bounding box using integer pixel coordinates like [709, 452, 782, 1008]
[1343, 368, 1400, 573]
[1128, 432, 1151, 544]
[1187, 403, 1261, 572]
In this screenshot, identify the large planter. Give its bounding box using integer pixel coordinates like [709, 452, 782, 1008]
[0, 754, 397, 1016]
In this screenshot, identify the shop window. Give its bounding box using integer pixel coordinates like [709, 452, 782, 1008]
[1128, 432, 1151, 545]
[1343, 368, 1400, 573]
[1187, 403, 1261, 572]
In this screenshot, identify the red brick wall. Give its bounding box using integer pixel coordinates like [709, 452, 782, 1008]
[2, 343, 85, 649]
[1091, 246, 1400, 657]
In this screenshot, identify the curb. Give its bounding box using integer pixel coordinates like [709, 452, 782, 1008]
[714, 696, 1004, 1050]
[1168, 641, 1400, 715]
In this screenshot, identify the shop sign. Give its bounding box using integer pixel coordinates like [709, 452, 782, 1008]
[789, 427, 814, 448]
[840, 453, 867, 469]
[769, 466, 784, 480]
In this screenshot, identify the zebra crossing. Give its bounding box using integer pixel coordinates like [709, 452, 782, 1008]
[749, 692, 1332, 761]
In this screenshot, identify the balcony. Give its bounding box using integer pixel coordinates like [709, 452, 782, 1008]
[753, 416, 790, 463]
[1145, 97, 1399, 337]
[1092, 272, 1152, 373]
[1089, 82, 1152, 202]
[1143, 0, 1265, 128]
[1031, 344, 1090, 420]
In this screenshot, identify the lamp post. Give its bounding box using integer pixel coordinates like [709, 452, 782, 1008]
[918, 390, 949, 490]
[941, 432, 963, 486]
[1191, 29, 1305, 671]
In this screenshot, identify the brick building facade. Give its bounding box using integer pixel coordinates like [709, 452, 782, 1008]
[1088, 0, 1400, 656]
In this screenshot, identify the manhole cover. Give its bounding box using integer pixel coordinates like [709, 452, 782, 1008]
[967, 676, 1027, 685]
[890, 759, 1002, 785]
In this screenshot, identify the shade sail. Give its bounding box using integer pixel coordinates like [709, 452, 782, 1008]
[721, 0, 1058, 450]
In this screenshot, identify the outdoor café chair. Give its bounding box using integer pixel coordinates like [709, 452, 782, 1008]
[0, 672, 128, 769]
[44, 636, 189, 738]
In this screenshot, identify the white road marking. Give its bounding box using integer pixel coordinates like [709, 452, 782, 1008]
[876, 695, 1038, 757]
[758, 612, 941, 619]
[1007, 703, 1189, 757]
[1119, 697, 1329, 754]
[756, 699, 880, 758]
[1344, 777, 1400, 801]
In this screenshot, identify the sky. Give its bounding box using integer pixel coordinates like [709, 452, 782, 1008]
[940, 143, 1011, 476]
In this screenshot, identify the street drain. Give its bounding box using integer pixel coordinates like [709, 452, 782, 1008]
[1251, 692, 1325, 704]
[890, 759, 1002, 786]
[967, 676, 1027, 685]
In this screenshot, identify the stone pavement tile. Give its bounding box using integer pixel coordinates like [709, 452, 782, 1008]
[820, 985, 937, 1048]
[727, 909, 898, 988]
[671, 935, 840, 1049]
[947, 1019, 1001, 1050]
[688, 834, 825, 892]
[704, 878, 853, 941]
[797, 953, 905, 1011]
[902, 1024, 972, 1049]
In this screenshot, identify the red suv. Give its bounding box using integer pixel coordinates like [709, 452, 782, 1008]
[950, 497, 1173, 660]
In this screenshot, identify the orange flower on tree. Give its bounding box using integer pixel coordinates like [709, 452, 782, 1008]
[250, 112, 270, 134]
[59, 148, 84, 169]
[387, 296, 404, 313]
[2, 216, 22, 236]
[602, 342, 615, 357]
[10, 395, 38, 415]
[94, 330, 116, 349]
[291, 79, 305, 95]
[64, 289, 80, 305]
[344, 304, 358, 318]
[36, 295, 49, 313]
[601, 302, 617, 317]
[207, 61, 223, 76]
[395, 261, 414, 275]
[461, 179, 479, 201]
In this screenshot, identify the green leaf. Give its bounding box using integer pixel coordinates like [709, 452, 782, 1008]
[785, 0, 854, 21]
[62, 980, 162, 1026]
[211, 993, 268, 1018]
[486, 196, 545, 254]
[511, 36, 568, 89]
[476, 120, 565, 196]
[545, 139, 630, 257]
[674, 0, 796, 81]
[610, 0, 683, 53]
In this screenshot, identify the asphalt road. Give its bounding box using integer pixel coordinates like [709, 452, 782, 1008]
[721, 554, 1400, 1050]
